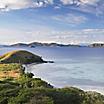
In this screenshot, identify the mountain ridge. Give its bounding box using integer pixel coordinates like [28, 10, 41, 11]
[9, 42, 83, 47]
[1, 42, 104, 48]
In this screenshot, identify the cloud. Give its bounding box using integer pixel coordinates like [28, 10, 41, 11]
[47, 29, 104, 44]
[0, 27, 104, 44]
[60, 0, 104, 17]
[60, 0, 74, 5]
[52, 13, 87, 25]
[60, 0, 99, 5]
[79, 0, 99, 4]
[0, 0, 103, 18]
[0, 26, 54, 44]
[0, 0, 53, 11]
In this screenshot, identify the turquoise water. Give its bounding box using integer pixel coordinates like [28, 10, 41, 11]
[0, 47, 104, 93]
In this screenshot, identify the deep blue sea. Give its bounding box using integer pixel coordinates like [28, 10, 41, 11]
[0, 46, 104, 93]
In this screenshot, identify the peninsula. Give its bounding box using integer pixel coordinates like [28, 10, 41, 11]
[0, 50, 45, 64]
[0, 50, 103, 104]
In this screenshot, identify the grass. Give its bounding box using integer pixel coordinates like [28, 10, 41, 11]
[0, 50, 44, 64]
[0, 63, 23, 80]
[0, 63, 22, 71]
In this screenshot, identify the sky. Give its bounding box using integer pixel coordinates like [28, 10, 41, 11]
[0, 0, 104, 44]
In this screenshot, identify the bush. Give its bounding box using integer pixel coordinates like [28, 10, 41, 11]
[25, 72, 34, 78]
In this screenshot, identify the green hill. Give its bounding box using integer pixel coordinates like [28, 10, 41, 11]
[0, 76, 104, 104]
[0, 50, 45, 64]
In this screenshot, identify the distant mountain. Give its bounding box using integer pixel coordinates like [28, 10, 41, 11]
[0, 45, 9, 48]
[10, 43, 28, 47]
[1, 42, 104, 48]
[89, 43, 104, 47]
[9, 42, 81, 48]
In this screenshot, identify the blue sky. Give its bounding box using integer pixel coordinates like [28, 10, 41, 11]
[0, 0, 104, 44]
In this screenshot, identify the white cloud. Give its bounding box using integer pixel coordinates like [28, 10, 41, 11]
[0, 0, 53, 11]
[0, 26, 54, 44]
[48, 29, 104, 44]
[0, 27, 104, 44]
[60, 0, 73, 5]
[0, 0, 103, 17]
[80, 0, 99, 4]
[60, 0, 99, 5]
[52, 13, 87, 25]
[59, 0, 104, 17]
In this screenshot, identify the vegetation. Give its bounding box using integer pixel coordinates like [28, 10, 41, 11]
[0, 65, 103, 104]
[0, 63, 22, 71]
[0, 63, 23, 80]
[0, 78, 104, 104]
[0, 51, 103, 104]
[0, 50, 45, 64]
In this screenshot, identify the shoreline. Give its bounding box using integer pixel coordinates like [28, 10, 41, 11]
[52, 84, 104, 95]
[73, 85, 104, 95]
[53, 84, 104, 95]
[0, 62, 103, 103]
[25, 63, 104, 95]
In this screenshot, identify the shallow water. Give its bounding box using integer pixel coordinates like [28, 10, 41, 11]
[0, 46, 104, 93]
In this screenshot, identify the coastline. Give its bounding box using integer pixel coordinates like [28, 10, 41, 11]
[0, 62, 104, 103]
[74, 85, 104, 95]
[25, 67, 104, 95]
[0, 48, 104, 96]
[25, 62, 104, 95]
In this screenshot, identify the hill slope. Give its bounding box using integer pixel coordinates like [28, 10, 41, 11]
[0, 50, 45, 64]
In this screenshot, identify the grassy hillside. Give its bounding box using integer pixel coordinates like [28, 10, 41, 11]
[0, 63, 103, 104]
[0, 50, 45, 64]
[0, 63, 23, 80]
[0, 64, 22, 71]
[0, 75, 104, 104]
